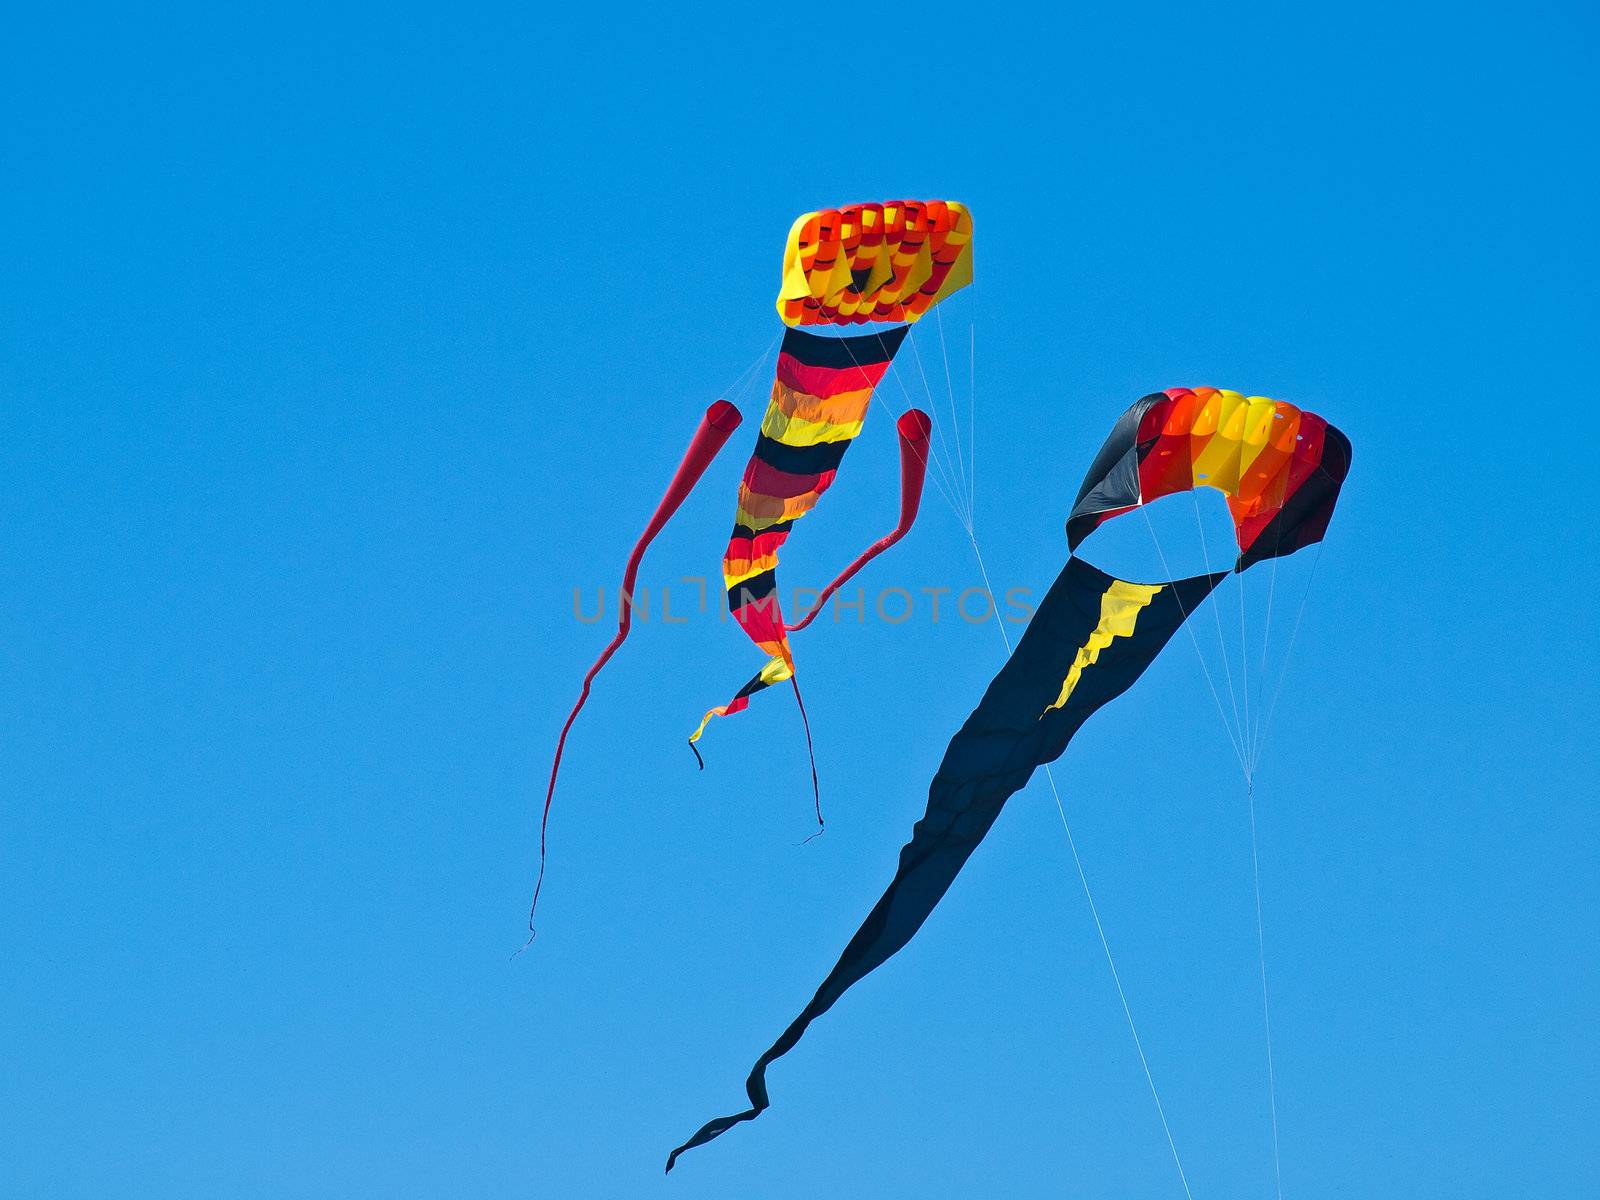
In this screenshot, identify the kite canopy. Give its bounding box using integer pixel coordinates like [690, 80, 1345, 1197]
[777, 200, 973, 327]
[1066, 387, 1352, 570]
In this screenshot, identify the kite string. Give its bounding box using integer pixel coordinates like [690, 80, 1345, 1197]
[1145, 499, 1280, 1196]
[910, 309, 1192, 1195]
[905, 327, 973, 529]
[1237, 541, 1251, 769]
[932, 305, 972, 524]
[1249, 551, 1280, 768]
[1240, 542, 1325, 1198]
[1139, 507, 1250, 779]
[1248, 542, 1323, 778]
[1247, 779, 1285, 1200]
[846, 332, 968, 531]
[960, 316, 972, 508]
[1188, 492, 1246, 766]
[969, 534, 1196, 1200]
[1146, 502, 1327, 1194]
[717, 330, 781, 414]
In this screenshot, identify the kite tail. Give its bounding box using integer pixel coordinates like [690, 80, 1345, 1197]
[664, 1032, 787, 1172]
[529, 399, 742, 937]
[686, 662, 821, 833]
[686, 655, 792, 764]
[786, 409, 934, 633]
[665, 953, 849, 1172]
[789, 674, 822, 833]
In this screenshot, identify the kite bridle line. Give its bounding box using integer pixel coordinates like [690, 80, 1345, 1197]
[1138, 478, 1331, 1200]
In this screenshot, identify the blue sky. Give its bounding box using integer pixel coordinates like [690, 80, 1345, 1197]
[3, 5, 1596, 1198]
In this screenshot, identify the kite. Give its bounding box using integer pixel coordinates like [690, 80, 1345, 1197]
[666, 387, 1349, 1169]
[689, 201, 972, 801]
[1066, 386, 1347, 569]
[531, 202, 969, 930]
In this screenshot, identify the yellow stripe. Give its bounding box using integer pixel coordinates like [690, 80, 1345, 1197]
[723, 556, 778, 589]
[1190, 390, 1248, 492]
[732, 504, 789, 533]
[688, 657, 794, 744]
[736, 489, 825, 527]
[1237, 406, 1302, 507]
[761, 405, 865, 446]
[1234, 398, 1280, 479]
[771, 383, 873, 426]
[1042, 581, 1164, 716]
[757, 656, 793, 684]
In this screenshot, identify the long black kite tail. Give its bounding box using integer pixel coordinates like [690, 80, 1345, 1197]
[664, 1025, 789, 1172]
[666, 560, 1226, 1172]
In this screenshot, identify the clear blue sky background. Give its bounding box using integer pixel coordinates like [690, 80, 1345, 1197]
[4, 6, 1596, 1199]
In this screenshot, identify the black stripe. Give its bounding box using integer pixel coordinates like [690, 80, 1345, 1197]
[754, 434, 850, 477]
[730, 519, 794, 542]
[727, 569, 778, 609]
[733, 671, 777, 701]
[779, 324, 909, 369]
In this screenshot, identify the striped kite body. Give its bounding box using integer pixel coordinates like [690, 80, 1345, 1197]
[693, 325, 909, 739]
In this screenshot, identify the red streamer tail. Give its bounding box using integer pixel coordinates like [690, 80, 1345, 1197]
[528, 399, 743, 937]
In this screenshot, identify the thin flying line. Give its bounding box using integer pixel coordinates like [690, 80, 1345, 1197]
[908, 327, 972, 529]
[960, 320, 972, 512]
[970, 535, 1195, 1200]
[933, 304, 970, 522]
[836, 330, 964, 520]
[1139, 508, 1248, 780]
[879, 333, 967, 521]
[906, 327, 967, 525]
[1238, 555, 1252, 775]
[1189, 493, 1246, 763]
[1250, 542, 1324, 778]
[836, 333, 967, 526]
[861, 333, 967, 522]
[1247, 781, 1285, 1200]
[1249, 548, 1281, 768]
[721, 329, 782, 405]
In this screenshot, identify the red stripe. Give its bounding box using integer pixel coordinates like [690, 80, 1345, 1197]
[732, 600, 786, 646]
[776, 354, 889, 399]
[742, 459, 835, 498]
[726, 528, 789, 563]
